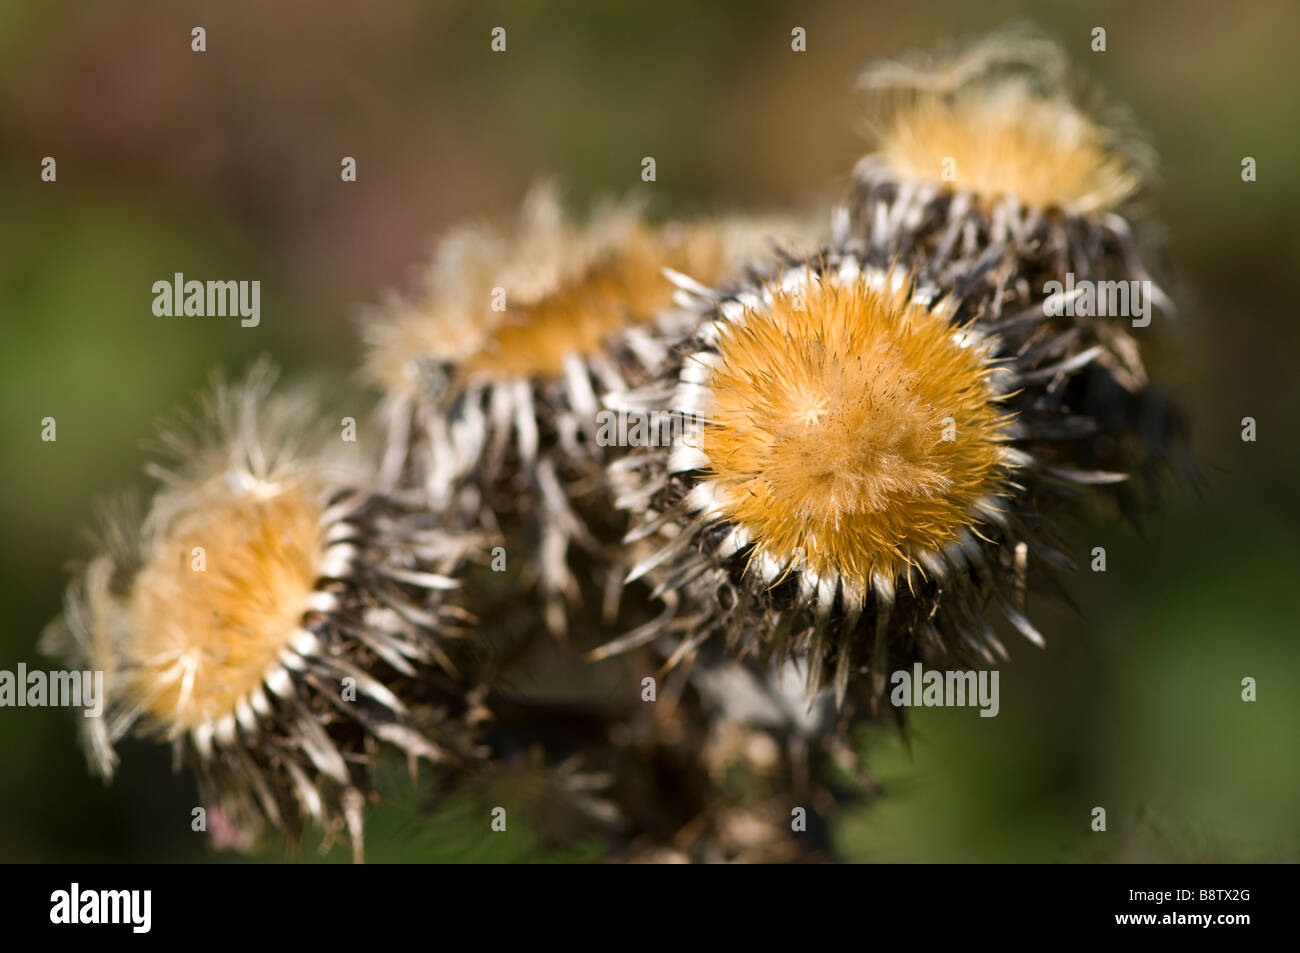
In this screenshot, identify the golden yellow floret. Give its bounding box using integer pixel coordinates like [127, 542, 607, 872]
[106, 484, 324, 733]
[874, 80, 1141, 214]
[363, 183, 824, 398]
[698, 277, 1011, 587]
[461, 223, 723, 380]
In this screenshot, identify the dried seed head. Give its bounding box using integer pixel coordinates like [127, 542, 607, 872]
[867, 74, 1141, 216]
[858, 26, 1152, 216]
[43, 363, 483, 858]
[849, 29, 1159, 300]
[459, 218, 718, 381]
[119, 485, 324, 734]
[606, 246, 1134, 701]
[363, 185, 724, 397]
[364, 183, 823, 633]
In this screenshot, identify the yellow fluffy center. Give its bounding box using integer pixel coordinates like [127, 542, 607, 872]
[123, 485, 323, 731]
[875, 82, 1140, 214]
[461, 225, 723, 380]
[699, 278, 1009, 587]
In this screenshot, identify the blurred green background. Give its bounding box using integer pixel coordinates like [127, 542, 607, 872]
[1, 0, 1297, 862]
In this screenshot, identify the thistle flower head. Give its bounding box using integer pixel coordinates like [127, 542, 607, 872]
[606, 244, 1126, 701]
[695, 276, 1012, 592]
[364, 184, 728, 398]
[364, 184, 823, 633]
[43, 363, 482, 858]
[115, 484, 324, 735]
[458, 215, 720, 382]
[858, 26, 1151, 216]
